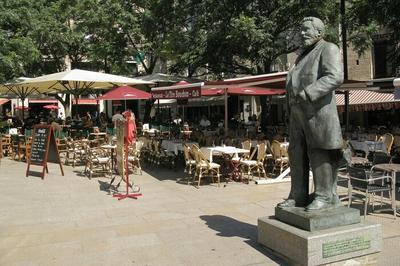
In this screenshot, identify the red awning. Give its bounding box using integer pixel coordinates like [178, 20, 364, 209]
[73, 99, 98, 105]
[336, 90, 400, 112]
[28, 99, 58, 103]
[152, 81, 201, 99]
[98, 85, 151, 100]
[0, 98, 10, 105]
[205, 72, 287, 89]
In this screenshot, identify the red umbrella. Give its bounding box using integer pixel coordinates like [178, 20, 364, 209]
[43, 104, 60, 110]
[98, 85, 151, 100]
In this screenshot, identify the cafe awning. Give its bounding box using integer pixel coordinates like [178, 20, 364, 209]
[151, 72, 287, 99]
[73, 99, 98, 105]
[28, 99, 58, 103]
[336, 90, 400, 112]
[367, 77, 400, 91]
[202, 87, 286, 96]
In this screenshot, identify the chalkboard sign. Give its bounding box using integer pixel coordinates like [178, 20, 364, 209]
[26, 125, 64, 179]
[30, 126, 49, 165]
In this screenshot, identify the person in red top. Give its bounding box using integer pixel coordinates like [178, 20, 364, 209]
[122, 109, 137, 145]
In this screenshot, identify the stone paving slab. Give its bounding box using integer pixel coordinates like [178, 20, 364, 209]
[0, 158, 399, 265]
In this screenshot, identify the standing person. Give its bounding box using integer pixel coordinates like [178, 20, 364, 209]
[112, 109, 124, 128]
[278, 17, 344, 211]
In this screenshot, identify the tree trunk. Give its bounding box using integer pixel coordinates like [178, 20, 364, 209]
[55, 93, 71, 118]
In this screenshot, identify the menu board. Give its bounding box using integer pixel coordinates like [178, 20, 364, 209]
[30, 126, 49, 165]
[26, 124, 64, 179]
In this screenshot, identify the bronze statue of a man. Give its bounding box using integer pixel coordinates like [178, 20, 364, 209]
[278, 17, 344, 211]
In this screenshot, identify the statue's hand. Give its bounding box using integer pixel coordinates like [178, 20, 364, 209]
[297, 90, 308, 102]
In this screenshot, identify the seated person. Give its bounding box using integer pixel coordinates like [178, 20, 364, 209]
[199, 115, 211, 129]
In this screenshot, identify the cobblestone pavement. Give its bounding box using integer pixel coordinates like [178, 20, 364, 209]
[0, 158, 399, 265]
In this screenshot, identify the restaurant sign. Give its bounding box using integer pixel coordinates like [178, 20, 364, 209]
[152, 87, 201, 99]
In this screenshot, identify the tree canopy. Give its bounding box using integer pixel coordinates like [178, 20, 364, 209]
[0, 0, 398, 82]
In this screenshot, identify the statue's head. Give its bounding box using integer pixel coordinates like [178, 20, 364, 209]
[300, 17, 325, 48]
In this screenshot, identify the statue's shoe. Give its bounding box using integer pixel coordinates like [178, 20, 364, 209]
[277, 199, 306, 208]
[305, 199, 335, 212]
[277, 199, 296, 208]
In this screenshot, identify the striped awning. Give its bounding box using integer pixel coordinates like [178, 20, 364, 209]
[0, 98, 10, 105]
[28, 99, 58, 103]
[73, 99, 98, 105]
[336, 90, 400, 112]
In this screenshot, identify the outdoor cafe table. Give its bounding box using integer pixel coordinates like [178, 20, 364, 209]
[200, 146, 249, 182]
[161, 139, 198, 155]
[101, 144, 117, 172]
[349, 140, 384, 156]
[371, 163, 400, 217]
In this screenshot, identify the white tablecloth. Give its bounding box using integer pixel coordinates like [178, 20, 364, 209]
[161, 140, 198, 155]
[200, 146, 249, 162]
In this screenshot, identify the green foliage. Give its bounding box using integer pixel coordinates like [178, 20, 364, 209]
[347, 0, 400, 73]
[5, 0, 397, 82]
[168, 0, 340, 77]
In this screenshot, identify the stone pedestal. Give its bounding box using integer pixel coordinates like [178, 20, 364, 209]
[275, 206, 361, 231]
[258, 216, 382, 266]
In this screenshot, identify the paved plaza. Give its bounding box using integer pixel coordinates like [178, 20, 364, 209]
[0, 159, 399, 265]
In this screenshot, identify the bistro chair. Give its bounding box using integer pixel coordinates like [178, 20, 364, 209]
[0, 135, 11, 158]
[191, 144, 221, 187]
[183, 144, 196, 184]
[271, 140, 289, 174]
[240, 143, 267, 180]
[153, 140, 175, 168]
[11, 135, 26, 161]
[84, 147, 112, 179]
[347, 165, 395, 219]
[376, 133, 394, 154]
[68, 139, 88, 167]
[128, 141, 143, 175]
[241, 139, 252, 159]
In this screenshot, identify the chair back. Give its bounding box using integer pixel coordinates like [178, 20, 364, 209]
[183, 144, 193, 162]
[372, 152, 392, 165]
[256, 143, 267, 161]
[380, 133, 394, 153]
[241, 140, 251, 151]
[347, 165, 368, 190]
[271, 140, 282, 160]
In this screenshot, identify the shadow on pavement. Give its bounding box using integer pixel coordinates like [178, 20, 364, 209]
[200, 214, 287, 265]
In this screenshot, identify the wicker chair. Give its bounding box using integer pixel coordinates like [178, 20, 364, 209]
[84, 147, 112, 179]
[240, 143, 267, 180]
[183, 144, 196, 184]
[191, 144, 221, 187]
[271, 140, 289, 174]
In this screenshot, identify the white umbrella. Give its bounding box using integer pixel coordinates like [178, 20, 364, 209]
[15, 69, 153, 94]
[11, 69, 154, 116]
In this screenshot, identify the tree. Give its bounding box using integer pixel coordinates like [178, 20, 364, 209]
[0, 0, 42, 82]
[347, 0, 400, 76]
[168, 0, 340, 78]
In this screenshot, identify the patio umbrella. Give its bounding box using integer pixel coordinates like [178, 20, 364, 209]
[98, 85, 151, 110]
[0, 78, 39, 121]
[14, 69, 154, 115]
[98, 86, 151, 100]
[43, 104, 60, 110]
